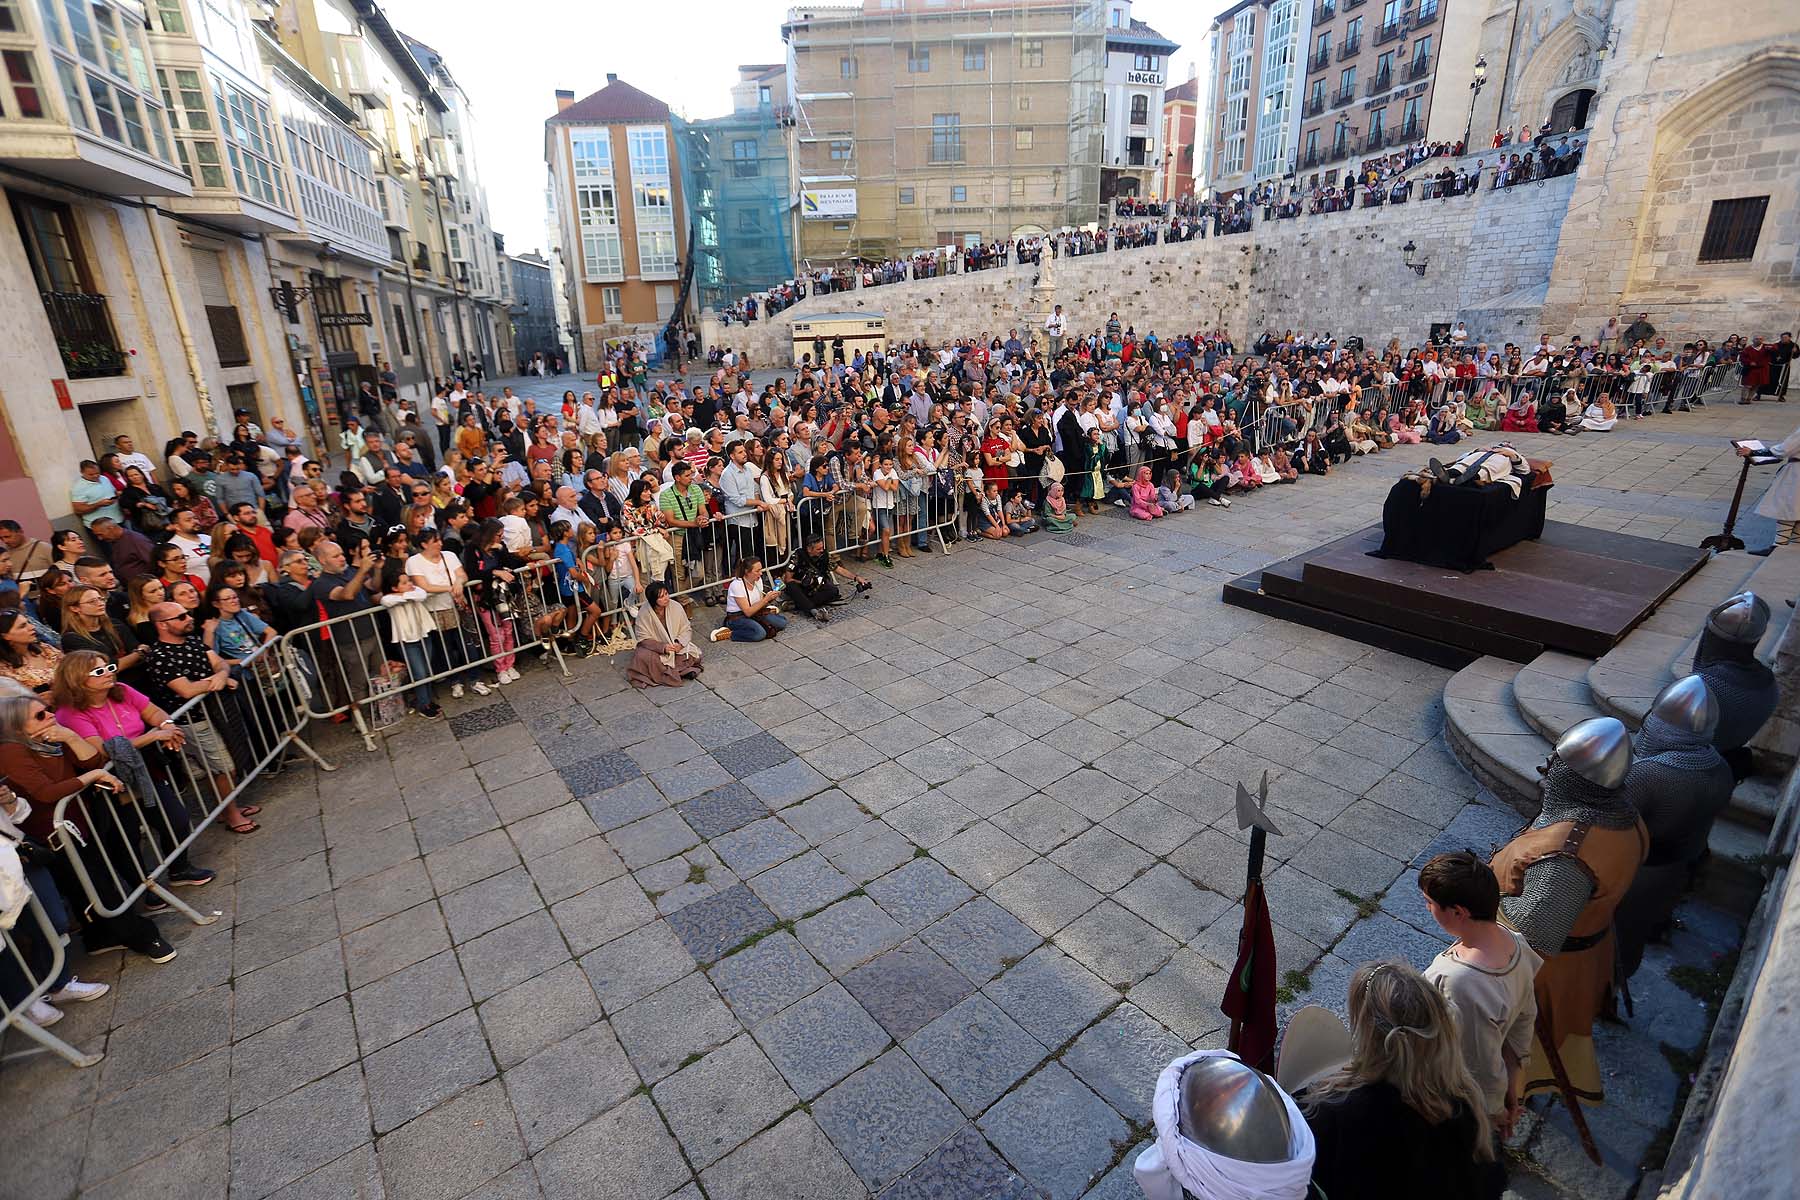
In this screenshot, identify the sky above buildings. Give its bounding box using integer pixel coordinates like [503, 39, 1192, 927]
[381, 0, 1218, 256]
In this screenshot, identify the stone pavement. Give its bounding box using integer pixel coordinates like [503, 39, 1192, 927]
[2, 388, 1786, 1200]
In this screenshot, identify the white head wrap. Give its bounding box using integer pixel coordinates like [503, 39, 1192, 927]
[1132, 1049, 1316, 1200]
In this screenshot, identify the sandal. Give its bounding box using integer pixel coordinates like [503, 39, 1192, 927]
[227, 818, 259, 834]
[237, 804, 262, 817]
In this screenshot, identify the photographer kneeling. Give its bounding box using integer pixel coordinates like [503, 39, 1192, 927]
[777, 535, 872, 625]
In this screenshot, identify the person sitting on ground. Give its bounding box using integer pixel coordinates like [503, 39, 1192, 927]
[1499, 390, 1538, 433]
[1427, 404, 1463, 444]
[1268, 448, 1301, 482]
[1188, 451, 1233, 507]
[713, 556, 787, 643]
[1301, 960, 1505, 1200]
[1536, 388, 1574, 435]
[1581, 391, 1617, 432]
[1040, 481, 1077, 533]
[628, 582, 703, 687]
[1293, 431, 1332, 476]
[1003, 491, 1040, 534]
[1418, 851, 1542, 1140]
[1155, 470, 1194, 514]
[1127, 466, 1163, 521]
[975, 482, 1012, 539]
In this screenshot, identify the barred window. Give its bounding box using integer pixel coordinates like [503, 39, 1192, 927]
[1697, 196, 1768, 264]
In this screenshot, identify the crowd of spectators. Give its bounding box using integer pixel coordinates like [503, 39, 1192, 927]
[2, 282, 1784, 1071]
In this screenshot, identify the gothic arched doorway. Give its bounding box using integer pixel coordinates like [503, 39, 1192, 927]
[1549, 89, 1595, 133]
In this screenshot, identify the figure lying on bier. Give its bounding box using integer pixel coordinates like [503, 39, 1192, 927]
[1409, 444, 1535, 498]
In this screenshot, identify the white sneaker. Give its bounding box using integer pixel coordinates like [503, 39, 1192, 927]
[1207, 497, 1224, 507]
[503, 668, 521, 684]
[49, 977, 109, 1003]
[25, 998, 63, 1026]
[494, 671, 510, 686]
[1220, 497, 1232, 508]
[451, 683, 464, 699]
[471, 681, 492, 696]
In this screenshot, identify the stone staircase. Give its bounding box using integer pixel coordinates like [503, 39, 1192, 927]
[1443, 548, 1800, 909]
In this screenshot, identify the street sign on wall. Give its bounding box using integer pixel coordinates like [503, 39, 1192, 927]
[800, 188, 857, 219]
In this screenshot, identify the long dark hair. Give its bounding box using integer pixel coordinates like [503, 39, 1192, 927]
[0, 609, 41, 667]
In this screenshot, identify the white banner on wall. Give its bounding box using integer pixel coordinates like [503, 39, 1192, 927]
[800, 188, 858, 219]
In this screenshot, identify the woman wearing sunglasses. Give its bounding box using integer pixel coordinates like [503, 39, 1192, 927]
[52, 650, 215, 893]
[0, 692, 175, 962]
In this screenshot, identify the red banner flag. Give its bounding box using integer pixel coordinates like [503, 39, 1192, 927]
[1223, 876, 1279, 1073]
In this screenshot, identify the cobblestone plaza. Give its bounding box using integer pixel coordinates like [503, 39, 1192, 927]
[3, 374, 1787, 1200]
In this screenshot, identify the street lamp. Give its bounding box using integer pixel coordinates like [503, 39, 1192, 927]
[1401, 240, 1429, 276]
[268, 243, 339, 323]
[1464, 54, 1488, 150]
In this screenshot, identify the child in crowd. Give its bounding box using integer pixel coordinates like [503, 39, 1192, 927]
[1003, 491, 1040, 534]
[376, 559, 442, 720]
[1156, 470, 1194, 513]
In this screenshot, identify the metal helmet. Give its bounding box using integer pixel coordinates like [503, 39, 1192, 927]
[1555, 717, 1633, 790]
[1177, 1055, 1296, 1165]
[1650, 675, 1719, 739]
[1707, 591, 1769, 644]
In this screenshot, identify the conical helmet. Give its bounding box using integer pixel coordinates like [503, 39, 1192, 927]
[1555, 716, 1632, 790]
[1707, 591, 1769, 644]
[1650, 675, 1718, 739]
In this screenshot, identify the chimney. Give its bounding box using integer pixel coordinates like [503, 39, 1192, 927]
[554, 88, 574, 112]
[606, 73, 618, 85]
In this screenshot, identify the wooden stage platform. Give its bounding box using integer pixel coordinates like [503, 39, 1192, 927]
[1221, 521, 1710, 668]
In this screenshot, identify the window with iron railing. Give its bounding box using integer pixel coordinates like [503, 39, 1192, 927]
[1338, 36, 1360, 60]
[1374, 20, 1403, 45]
[1698, 196, 1768, 263]
[1313, 2, 1336, 23]
[1407, 53, 1431, 81]
[1413, 0, 1439, 25]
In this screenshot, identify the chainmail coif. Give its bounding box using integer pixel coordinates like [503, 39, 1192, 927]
[1692, 628, 1777, 750]
[1500, 756, 1637, 956]
[1623, 715, 1734, 867]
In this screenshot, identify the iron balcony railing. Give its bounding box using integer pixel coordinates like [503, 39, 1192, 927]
[1368, 69, 1393, 96]
[1313, 2, 1336, 24]
[1304, 94, 1327, 118]
[1374, 19, 1404, 45]
[1338, 36, 1361, 60]
[43, 291, 126, 379]
[1332, 84, 1357, 107]
[1413, 1, 1439, 26]
[1406, 54, 1432, 81]
[1309, 48, 1333, 73]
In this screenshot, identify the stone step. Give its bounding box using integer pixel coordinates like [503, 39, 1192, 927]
[1586, 553, 1761, 727]
[1446, 653, 1779, 835]
[1513, 650, 1606, 743]
[1444, 655, 1546, 813]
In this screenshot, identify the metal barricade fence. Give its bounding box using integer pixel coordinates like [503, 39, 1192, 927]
[276, 556, 574, 753]
[1, 887, 103, 1067]
[44, 636, 318, 936]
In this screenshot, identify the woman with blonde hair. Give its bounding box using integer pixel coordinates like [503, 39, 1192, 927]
[1301, 960, 1503, 1200]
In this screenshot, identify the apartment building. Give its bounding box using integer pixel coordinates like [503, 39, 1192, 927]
[506, 250, 560, 370]
[1158, 70, 1200, 201]
[545, 75, 688, 367]
[0, 0, 306, 529]
[1099, 0, 1178, 205]
[779, 0, 1108, 265]
[676, 64, 796, 314]
[1295, 0, 1450, 182]
[1203, 0, 1263, 198]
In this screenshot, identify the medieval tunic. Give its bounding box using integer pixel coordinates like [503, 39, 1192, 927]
[1752, 423, 1800, 524]
[1490, 818, 1646, 1103]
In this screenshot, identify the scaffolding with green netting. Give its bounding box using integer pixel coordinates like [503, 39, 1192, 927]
[676, 104, 796, 316]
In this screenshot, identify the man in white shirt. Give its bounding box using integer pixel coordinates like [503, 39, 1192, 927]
[720, 440, 766, 568]
[166, 508, 212, 584]
[548, 485, 593, 533]
[1045, 305, 1067, 358]
[111, 434, 158, 482]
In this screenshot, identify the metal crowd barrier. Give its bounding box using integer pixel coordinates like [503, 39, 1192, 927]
[1, 890, 102, 1068]
[277, 556, 573, 754]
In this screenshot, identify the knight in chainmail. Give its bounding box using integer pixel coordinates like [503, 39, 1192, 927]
[1693, 591, 1777, 779]
[1613, 677, 1736, 986]
[1489, 718, 1646, 1105]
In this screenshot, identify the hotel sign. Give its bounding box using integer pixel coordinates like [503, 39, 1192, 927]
[1126, 69, 1164, 86]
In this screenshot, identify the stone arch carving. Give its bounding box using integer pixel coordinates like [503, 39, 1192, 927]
[1649, 47, 1800, 152]
[1509, 14, 1610, 130]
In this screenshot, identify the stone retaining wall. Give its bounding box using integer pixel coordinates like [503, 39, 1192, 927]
[704, 176, 1578, 367]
